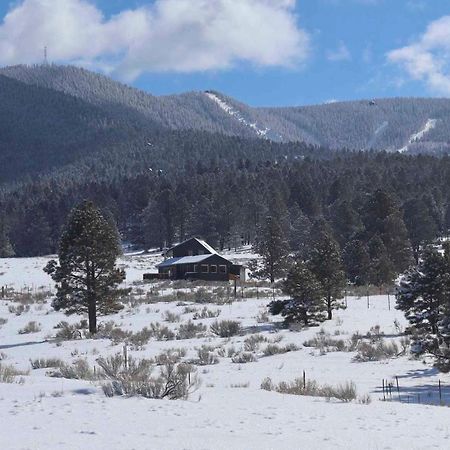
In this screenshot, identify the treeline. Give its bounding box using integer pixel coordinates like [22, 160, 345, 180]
[1, 149, 449, 283]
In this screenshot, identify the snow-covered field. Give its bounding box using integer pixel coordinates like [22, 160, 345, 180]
[1, 252, 450, 450]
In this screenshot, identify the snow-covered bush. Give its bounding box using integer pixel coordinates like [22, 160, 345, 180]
[30, 358, 64, 369]
[195, 346, 219, 366]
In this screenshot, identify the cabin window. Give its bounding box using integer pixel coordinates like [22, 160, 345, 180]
[193, 264, 198, 273]
[210, 265, 217, 273]
[201, 264, 209, 273]
[219, 265, 227, 273]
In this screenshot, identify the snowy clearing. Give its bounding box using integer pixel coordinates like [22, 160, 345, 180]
[1, 253, 450, 450]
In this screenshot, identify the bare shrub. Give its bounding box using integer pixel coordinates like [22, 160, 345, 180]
[210, 320, 241, 338]
[31, 358, 64, 369]
[50, 359, 96, 380]
[55, 322, 83, 340]
[18, 321, 41, 334]
[8, 304, 30, 316]
[195, 346, 219, 366]
[0, 317, 7, 327]
[152, 348, 186, 365]
[353, 340, 399, 362]
[227, 346, 238, 358]
[0, 363, 27, 383]
[194, 287, 214, 304]
[163, 311, 181, 323]
[183, 306, 198, 314]
[129, 328, 152, 349]
[149, 322, 176, 341]
[98, 354, 199, 400]
[177, 321, 207, 340]
[244, 334, 268, 352]
[303, 330, 347, 353]
[193, 306, 221, 320]
[261, 377, 357, 402]
[262, 343, 299, 356]
[231, 352, 257, 363]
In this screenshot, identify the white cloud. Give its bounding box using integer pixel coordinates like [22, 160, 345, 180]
[0, 0, 310, 80]
[326, 41, 351, 62]
[387, 15, 450, 95]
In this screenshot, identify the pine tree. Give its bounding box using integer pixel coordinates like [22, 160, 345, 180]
[308, 226, 346, 320]
[342, 239, 370, 285]
[403, 198, 438, 263]
[269, 261, 325, 326]
[367, 235, 396, 287]
[253, 216, 290, 283]
[44, 201, 128, 334]
[396, 246, 447, 355]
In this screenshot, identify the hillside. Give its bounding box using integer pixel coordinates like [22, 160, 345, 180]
[2, 64, 450, 153]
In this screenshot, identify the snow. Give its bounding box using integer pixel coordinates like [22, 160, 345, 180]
[1, 252, 450, 449]
[397, 119, 437, 153]
[205, 92, 281, 141]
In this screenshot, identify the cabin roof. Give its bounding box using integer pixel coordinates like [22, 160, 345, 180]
[166, 237, 217, 255]
[157, 254, 214, 268]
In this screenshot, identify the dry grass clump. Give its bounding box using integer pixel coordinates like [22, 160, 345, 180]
[177, 321, 207, 340]
[210, 320, 241, 338]
[261, 377, 357, 402]
[18, 321, 41, 334]
[30, 358, 64, 369]
[0, 363, 28, 383]
[98, 354, 199, 400]
[262, 343, 299, 356]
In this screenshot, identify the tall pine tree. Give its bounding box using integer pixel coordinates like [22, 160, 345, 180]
[45, 201, 127, 334]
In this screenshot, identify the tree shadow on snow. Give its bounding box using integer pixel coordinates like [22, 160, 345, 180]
[0, 339, 50, 350]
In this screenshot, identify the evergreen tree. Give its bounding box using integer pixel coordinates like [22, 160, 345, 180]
[396, 246, 447, 355]
[269, 261, 325, 325]
[253, 216, 290, 283]
[308, 226, 346, 320]
[403, 198, 438, 263]
[342, 239, 370, 285]
[44, 201, 127, 334]
[367, 235, 396, 287]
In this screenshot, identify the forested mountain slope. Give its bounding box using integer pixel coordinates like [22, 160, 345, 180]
[2, 64, 450, 153]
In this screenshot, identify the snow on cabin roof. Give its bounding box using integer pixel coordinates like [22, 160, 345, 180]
[165, 237, 218, 255]
[194, 238, 217, 254]
[156, 254, 213, 268]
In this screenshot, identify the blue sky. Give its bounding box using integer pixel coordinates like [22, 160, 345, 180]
[0, 0, 449, 106]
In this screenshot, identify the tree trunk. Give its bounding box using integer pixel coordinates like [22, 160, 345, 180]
[327, 294, 332, 320]
[88, 298, 97, 334]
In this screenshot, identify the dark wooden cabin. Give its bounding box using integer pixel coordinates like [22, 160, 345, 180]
[145, 238, 245, 281]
